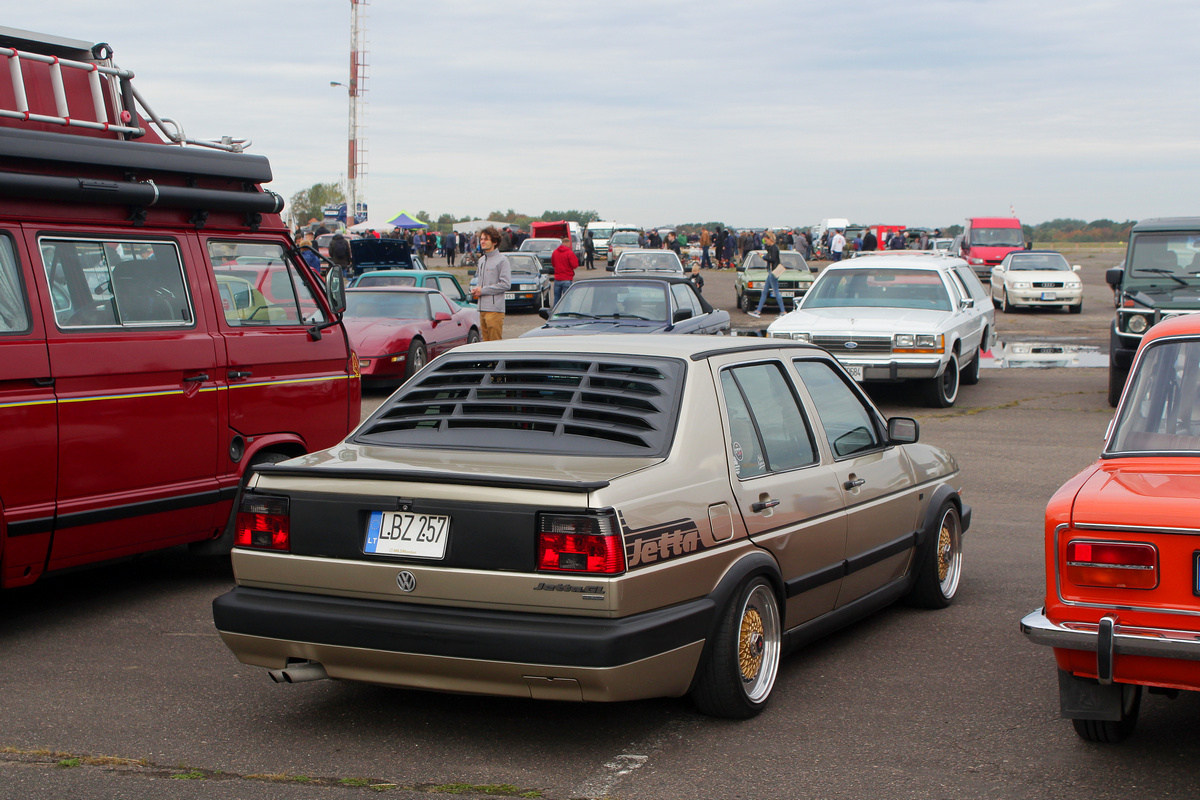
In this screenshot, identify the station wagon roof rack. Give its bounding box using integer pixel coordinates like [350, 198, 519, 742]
[0, 26, 250, 152]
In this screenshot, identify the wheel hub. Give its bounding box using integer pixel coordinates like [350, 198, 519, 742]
[739, 608, 764, 681]
[937, 524, 951, 581]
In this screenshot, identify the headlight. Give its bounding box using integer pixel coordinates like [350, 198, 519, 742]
[748, 281, 762, 289]
[1126, 314, 1150, 334]
[769, 331, 791, 339]
[1012, 282, 1031, 289]
[894, 333, 943, 353]
[895, 334, 914, 348]
[790, 332, 811, 343]
[967, 257, 983, 265]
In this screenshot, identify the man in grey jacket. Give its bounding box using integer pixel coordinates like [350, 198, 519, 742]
[471, 227, 511, 341]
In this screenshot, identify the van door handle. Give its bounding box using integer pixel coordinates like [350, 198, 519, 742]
[229, 370, 253, 380]
[183, 374, 209, 383]
[844, 478, 866, 490]
[751, 498, 780, 512]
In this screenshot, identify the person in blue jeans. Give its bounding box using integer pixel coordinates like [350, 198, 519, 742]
[748, 231, 785, 318]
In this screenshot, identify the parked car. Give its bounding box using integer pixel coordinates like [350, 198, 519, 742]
[767, 253, 994, 407]
[518, 237, 559, 269]
[1105, 217, 1200, 407]
[349, 270, 475, 310]
[1021, 312, 1200, 742]
[0, 28, 359, 588]
[213, 335, 969, 718]
[989, 250, 1083, 313]
[350, 238, 426, 275]
[342, 287, 480, 384]
[522, 276, 730, 337]
[735, 250, 815, 313]
[607, 230, 642, 266]
[609, 249, 685, 276]
[503, 252, 553, 311]
[961, 216, 1027, 281]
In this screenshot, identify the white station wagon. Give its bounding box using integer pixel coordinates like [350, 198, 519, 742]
[768, 253, 995, 407]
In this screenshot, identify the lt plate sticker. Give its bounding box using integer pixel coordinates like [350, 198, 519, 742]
[365, 511, 450, 559]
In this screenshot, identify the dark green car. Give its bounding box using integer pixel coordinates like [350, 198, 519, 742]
[348, 270, 475, 310]
[735, 250, 815, 313]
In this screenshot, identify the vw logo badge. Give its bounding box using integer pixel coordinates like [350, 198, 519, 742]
[844, 341, 859, 349]
[396, 570, 417, 593]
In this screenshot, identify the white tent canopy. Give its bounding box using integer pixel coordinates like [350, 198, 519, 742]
[452, 219, 498, 234]
[348, 219, 397, 233]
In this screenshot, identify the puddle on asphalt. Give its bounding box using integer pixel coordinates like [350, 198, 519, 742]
[730, 330, 1108, 368]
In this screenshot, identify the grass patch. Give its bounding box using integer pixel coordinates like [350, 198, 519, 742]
[170, 769, 205, 780]
[341, 778, 371, 786]
[56, 758, 81, 768]
[430, 785, 539, 797]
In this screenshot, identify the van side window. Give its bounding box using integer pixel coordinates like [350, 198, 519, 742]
[208, 242, 327, 326]
[39, 238, 193, 329]
[0, 235, 30, 334]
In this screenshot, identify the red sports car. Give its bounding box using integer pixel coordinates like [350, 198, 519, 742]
[343, 287, 480, 384]
[1022, 312, 1200, 742]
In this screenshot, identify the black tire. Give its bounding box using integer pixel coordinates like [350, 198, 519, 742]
[404, 339, 428, 381]
[466, 328, 481, 344]
[1069, 302, 1082, 314]
[1002, 289, 1014, 313]
[691, 576, 782, 719]
[1108, 351, 1128, 408]
[922, 352, 960, 408]
[1072, 685, 1141, 743]
[905, 502, 963, 608]
[740, 291, 753, 313]
[991, 290, 1001, 309]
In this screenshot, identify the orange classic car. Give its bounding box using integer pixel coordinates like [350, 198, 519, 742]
[1022, 312, 1200, 742]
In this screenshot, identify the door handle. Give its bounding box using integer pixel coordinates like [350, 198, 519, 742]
[33, 376, 55, 387]
[229, 370, 253, 380]
[751, 498, 781, 513]
[183, 374, 209, 383]
[844, 478, 866, 490]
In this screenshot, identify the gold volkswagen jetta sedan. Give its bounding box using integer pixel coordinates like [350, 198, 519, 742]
[213, 335, 969, 718]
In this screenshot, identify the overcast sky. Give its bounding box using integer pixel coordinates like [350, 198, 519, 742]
[11, 1, 1200, 229]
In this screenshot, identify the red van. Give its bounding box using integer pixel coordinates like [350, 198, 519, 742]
[0, 28, 360, 587]
[960, 217, 1027, 280]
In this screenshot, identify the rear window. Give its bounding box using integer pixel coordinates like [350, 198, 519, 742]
[354, 354, 686, 457]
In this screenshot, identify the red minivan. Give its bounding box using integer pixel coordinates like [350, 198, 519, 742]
[0, 28, 360, 587]
[960, 217, 1027, 280]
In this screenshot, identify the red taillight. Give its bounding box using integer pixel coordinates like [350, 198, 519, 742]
[537, 513, 625, 575]
[1065, 540, 1157, 589]
[234, 494, 291, 551]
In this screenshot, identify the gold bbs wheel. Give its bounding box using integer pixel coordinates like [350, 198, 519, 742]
[692, 576, 782, 719]
[736, 581, 781, 703]
[937, 506, 963, 599]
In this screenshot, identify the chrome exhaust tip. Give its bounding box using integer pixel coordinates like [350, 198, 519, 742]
[268, 661, 328, 684]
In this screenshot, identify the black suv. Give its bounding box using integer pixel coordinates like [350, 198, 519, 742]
[1106, 217, 1200, 405]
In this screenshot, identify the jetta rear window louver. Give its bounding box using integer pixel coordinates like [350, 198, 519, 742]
[354, 355, 686, 456]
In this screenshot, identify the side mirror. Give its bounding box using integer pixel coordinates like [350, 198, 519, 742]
[887, 417, 920, 444]
[673, 308, 694, 323]
[606, 265, 615, 272]
[467, 269, 477, 277]
[325, 268, 347, 315]
[538, 308, 551, 320]
[959, 298, 974, 310]
[1105, 267, 1123, 288]
[1072, 264, 1081, 272]
[432, 311, 451, 325]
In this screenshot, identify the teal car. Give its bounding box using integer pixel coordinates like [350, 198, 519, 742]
[735, 250, 815, 313]
[349, 270, 475, 310]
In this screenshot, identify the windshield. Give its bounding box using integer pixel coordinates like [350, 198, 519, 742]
[803, 268, 951, 312]
[1128, 232, 1200, 278]
[355, 275, 417, 287]
[970, 227, 1024, 247]
[1006, 253, 1071, 271]
[506, 254, 542, 274]
[611, 232, 640, 245]
[520, 239, 558, 252]
[345, 291, 429, 319]
[615, 252, 683, 273]
[589, 226, 614, 239]
[744, 251, 810, 272]
[1109, 339, 1200, 454]
[553, 282, 668, 322]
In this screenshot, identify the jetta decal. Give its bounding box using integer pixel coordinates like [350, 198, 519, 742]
[621, 513, 719, 569]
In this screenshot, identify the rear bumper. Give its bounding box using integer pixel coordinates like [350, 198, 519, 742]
[213, 586, 713, 701]
[1021, 608, 1200, 663]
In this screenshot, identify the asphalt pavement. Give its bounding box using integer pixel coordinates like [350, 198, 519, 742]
[8, 248, 1198, 800]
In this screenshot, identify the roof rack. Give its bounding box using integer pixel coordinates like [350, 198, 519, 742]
[0, 26, 250, 153]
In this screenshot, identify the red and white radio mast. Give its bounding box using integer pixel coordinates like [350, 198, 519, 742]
[347, 0, 368, 224]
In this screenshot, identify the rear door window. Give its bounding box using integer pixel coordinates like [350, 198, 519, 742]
[720, 362, 818, 479]
[39, 238, 193, 329]
[0, 234, 30, 333]
[208, 241, 327, 326]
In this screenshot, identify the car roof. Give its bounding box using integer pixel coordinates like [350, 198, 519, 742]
[823, 254, 965, 271]
[347, 285, 435, 293]
[1142, 313, 1200, 344]
[459, 333, 822, 361]
[1131, 217, 1200, 233]
[356, 269, 453, 278]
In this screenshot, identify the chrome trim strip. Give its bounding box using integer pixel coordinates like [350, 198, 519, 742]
[1021, 608, 1200, 663]
[1072, 521, 1200, 536]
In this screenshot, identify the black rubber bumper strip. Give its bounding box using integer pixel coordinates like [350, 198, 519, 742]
[213, 586, 715, 668]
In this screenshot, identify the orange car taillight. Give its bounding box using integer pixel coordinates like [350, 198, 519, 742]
[234, 494, 291, 551]
[537, 512, 625, 575]
[1065, 540, 1157, 589]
